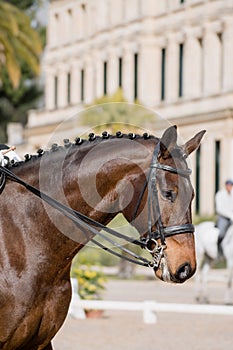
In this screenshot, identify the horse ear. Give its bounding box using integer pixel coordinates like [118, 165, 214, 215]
[182, 130, 206, 157]
[160, 125, 177, 159]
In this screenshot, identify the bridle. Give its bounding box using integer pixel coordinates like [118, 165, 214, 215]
[133, 141, 194, 268]
[0, 141, 194, 270]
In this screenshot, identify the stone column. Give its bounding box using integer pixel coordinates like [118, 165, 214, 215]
[122, 43, 134, 102]
[109, 0, 122, 25]
[222, 16, 233, 92]
[95, 50, 104, 98]
[220, 114, 233, 181]
[58, 11, 66, 47]
[7, 123, 23, 145]
[203, 23, 222, 96]
[71, 6, 80, 41]
[84, 56, 94, 104]
[91, 50, 97, 101]
[141, 0, 158, 16]
[166, 33, 179, 102]
[47, 11, 54, 48]
[79, 4, 86, 40]
[49, 11, 62, 48]
[58, 64, 68, 108]
[73, 6, 81, 41]
[138, 36, 160, 106]
[108, 47, 119, 96]
[70, 60, 81, 105]
[44, 66, 55, 110]
[184, 28, 203, 99]
[200, 137, 215, 215]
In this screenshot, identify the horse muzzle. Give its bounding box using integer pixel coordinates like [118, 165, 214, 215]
[154, 239, 197, 284]
[155, 258, 196, 283]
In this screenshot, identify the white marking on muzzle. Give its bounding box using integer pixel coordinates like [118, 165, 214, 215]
[160, 257, 171, 282]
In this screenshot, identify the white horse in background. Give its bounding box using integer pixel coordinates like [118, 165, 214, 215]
[195, 221, 233, 304]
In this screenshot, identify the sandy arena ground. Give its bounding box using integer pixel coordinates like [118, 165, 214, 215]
[53, 270, 233, 350]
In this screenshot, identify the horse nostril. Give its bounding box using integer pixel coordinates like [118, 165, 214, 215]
[175, 263, 192, 282]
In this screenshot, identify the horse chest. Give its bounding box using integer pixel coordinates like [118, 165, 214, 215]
[0, 279, 71, 350]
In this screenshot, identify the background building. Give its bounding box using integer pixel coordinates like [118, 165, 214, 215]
[15, 0, 233, 216]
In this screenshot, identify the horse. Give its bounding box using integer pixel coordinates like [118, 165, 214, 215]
[195, 221, 233, 304]
[0, 125, 205, 349]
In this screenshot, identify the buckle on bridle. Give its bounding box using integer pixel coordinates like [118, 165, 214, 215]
[145, 238, 167, 269]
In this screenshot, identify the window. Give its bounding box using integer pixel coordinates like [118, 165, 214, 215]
[103, 61, 108, 95]
[67, 72, 71, 105]
[215, 141, 221, 194]
[118, 57, 123, 88]
[178, 43, 184, 97]
[54, 76, 58, 108]
[81, 69, 85, 102]
[161, 48, 166, 101]
[134, 53, 138, 100]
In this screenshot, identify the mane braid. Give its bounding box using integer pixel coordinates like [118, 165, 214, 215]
[9, 131, 154, 168]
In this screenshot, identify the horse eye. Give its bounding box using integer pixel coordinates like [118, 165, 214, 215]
[161, 190, 177, 202]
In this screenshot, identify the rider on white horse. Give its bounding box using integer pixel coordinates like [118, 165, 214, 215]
[215, 179, 233, 257]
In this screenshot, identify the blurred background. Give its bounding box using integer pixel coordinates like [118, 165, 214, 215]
[1, 0, 233, 220]
[1, 1, 233, 348]
[2, 0, 233, 273]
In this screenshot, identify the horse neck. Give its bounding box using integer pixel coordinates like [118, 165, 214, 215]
[61, 137, 155, 225]
[10, 138, 155, 257]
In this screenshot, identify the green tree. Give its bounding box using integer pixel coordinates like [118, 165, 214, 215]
[0, 1, 42, 88]
[80, 88, 156, 134]
[5, 0, 35, 11]
[0, 65, 43, 141]
[0, 0, 43, 142]
[5, 0, 47, 47]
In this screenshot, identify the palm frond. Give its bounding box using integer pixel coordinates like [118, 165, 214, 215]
[0, 1, 42, 88]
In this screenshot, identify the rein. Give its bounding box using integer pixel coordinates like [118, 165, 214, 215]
[0, 165, 154, 268]
[0, 142, 194, 270]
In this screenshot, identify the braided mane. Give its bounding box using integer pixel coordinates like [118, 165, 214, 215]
[9, 131, 155, 168]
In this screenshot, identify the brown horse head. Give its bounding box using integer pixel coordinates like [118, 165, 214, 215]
[122, 126, 206, 283]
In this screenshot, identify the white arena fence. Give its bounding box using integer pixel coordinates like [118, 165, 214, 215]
[69, 279, 233, 324]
